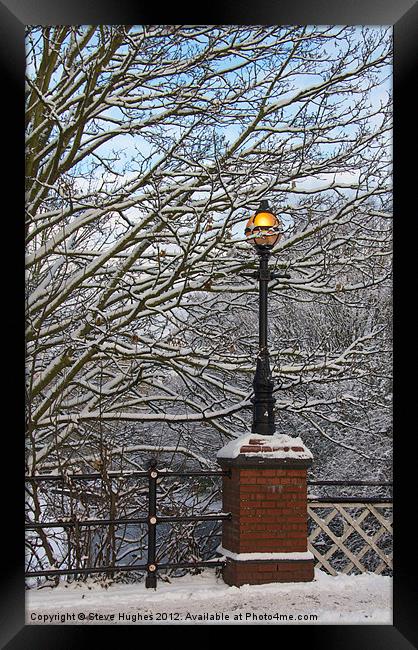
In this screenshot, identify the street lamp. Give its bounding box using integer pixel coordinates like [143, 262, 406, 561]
[245, 200, 288, 435]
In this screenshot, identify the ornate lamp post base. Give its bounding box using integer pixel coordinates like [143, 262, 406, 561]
[252, 351, 275, 435]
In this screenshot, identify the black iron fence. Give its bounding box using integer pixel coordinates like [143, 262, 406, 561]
[25, 464, 392, 588]
[307, 480, 392, 503]
[25, 460, 231, 588]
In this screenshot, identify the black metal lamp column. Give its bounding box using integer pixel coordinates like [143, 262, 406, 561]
[245, 200, 288, 436]
[252, 246, 275, 435]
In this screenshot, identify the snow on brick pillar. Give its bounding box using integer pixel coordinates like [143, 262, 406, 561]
[217, 434, 315, 587]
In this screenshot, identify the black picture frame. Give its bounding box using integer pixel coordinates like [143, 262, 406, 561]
[5, 1, 416, 646]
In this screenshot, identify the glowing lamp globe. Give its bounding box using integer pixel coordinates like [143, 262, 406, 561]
[245, 202, 282, 249]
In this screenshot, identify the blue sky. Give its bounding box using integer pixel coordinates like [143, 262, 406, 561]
[27, 26, 391, 241]
[86, 26, 391, 174]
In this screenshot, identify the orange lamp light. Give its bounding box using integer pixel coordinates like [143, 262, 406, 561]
[245, 203, 282, 248]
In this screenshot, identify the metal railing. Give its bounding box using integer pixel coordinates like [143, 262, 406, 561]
[25, 460, 231, 588]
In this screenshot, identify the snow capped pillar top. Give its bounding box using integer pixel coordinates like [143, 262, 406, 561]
[217, 433, 313, 468]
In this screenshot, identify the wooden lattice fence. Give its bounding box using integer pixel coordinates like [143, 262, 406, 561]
[308, 501, 393, 576]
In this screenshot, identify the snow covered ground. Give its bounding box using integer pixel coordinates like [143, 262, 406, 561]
[26, 569, 392, 625]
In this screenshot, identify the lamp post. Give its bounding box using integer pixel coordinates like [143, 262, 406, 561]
[245, 200, 288, 435]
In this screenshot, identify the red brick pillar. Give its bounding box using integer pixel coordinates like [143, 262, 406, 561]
[217, 434, 314, 587]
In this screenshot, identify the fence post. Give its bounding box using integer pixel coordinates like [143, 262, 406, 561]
[145, 458, 158, 589]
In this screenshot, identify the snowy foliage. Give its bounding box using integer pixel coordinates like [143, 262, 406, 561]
[25, 25, 392, 565]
